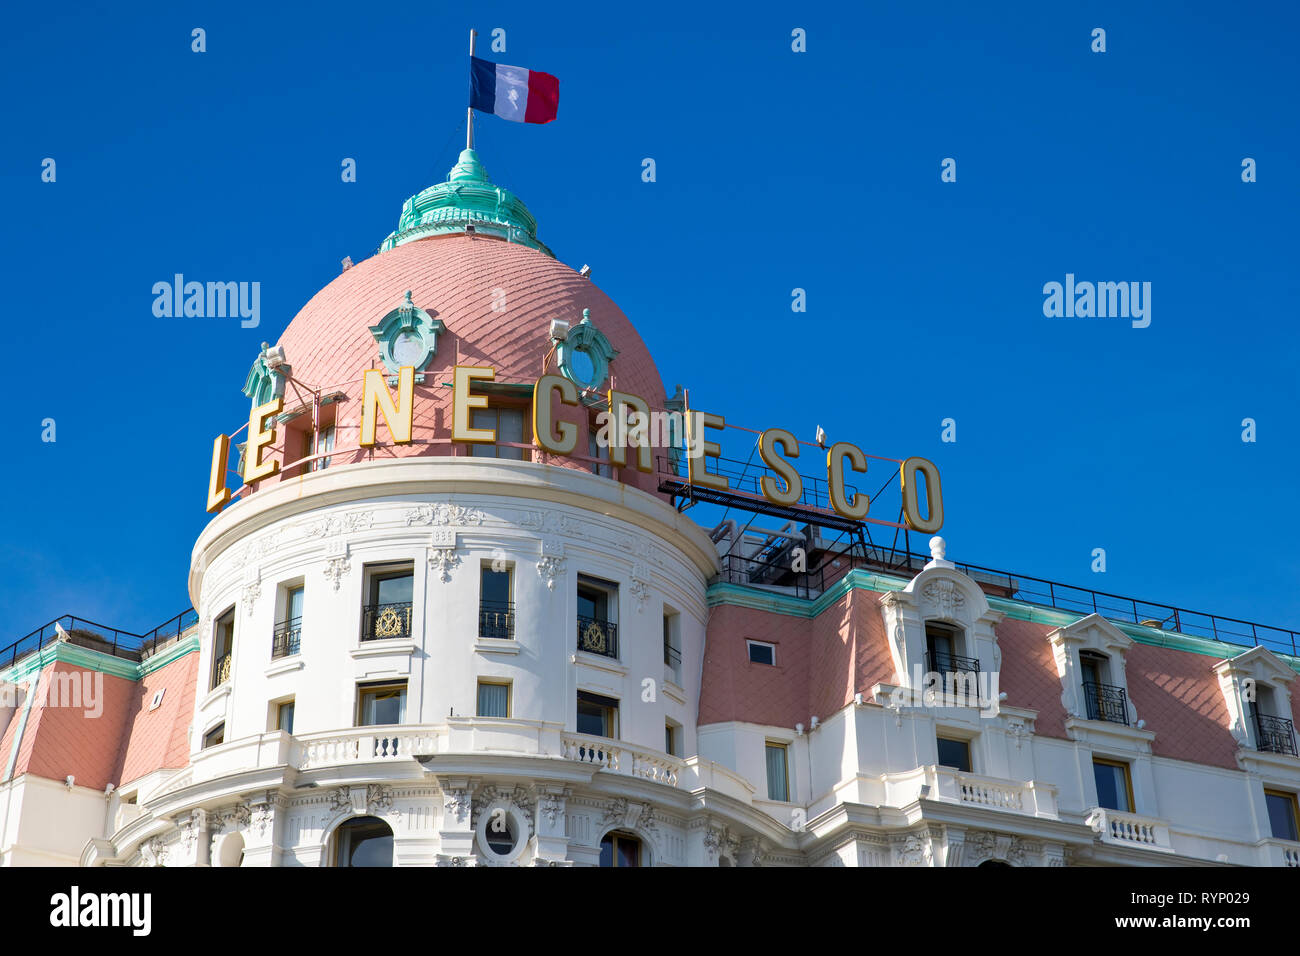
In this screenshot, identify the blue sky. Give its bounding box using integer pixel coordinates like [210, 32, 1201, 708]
[1, 1, 1297, 643]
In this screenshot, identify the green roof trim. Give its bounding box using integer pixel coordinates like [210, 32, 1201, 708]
[0, 632, 200, 685]
[707, 574, 1300, 673]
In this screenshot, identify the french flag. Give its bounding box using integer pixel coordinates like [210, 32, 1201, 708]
[469, 55, 559, 124]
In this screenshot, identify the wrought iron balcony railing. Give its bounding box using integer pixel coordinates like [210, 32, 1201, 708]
[272, 616, 302, 659]
[361, 602, 413, 642]
[577, 616, 618, 659]
[479, 601, 515, 640]
[1083, 680, 1130, 725]
[211, 652, 231, 689]
[1255, 712, 1298, 756]
[928, 649, 980, 678]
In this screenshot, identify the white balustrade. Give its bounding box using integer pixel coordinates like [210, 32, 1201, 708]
[1085, 807, 1174, 851]
[562, 734, 680, 787]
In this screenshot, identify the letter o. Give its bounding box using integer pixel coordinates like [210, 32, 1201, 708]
[901, 456, 943, 534]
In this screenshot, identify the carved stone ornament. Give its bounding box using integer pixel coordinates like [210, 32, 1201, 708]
[367, 785, 395, 814]
[324, 555, 351, 591]
[329, 787, 352, 813]
[921, 578, 965, 619]
[894, 832, 932, 867]
[444, 788, 473, 825]
[405, 502, 484, 527]
[537, 555, 566, 592]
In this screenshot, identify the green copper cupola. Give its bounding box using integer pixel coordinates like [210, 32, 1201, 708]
[378, 148, 553, 257]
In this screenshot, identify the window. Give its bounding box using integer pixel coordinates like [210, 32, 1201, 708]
[273, 584, 304, 659]
[276, 699, 296, 734]
[937, 736, 972, 773]
[577, 576, 618, 658]
[477, 681, 511, 718]
[1092, 758, 1133, 812]
[588, 431, 612, 478]
[663, 609, 682, 676]
[470, 407, 527, 460]
[665, 721, 680, 757]
[1265, 790, 1299, 842]
[765, 742, 790, 802]
[599, 831, 641, 867]
[1081, 653, 1128, 725]
[362, 565, 414, 642]
[576, 691, 618, 738]
[747, 640, 775, 666]
[926, 622, 975, 676]
[483, 812, 520, 857]
[202, 723, 225, 749]
[334, 816, 393, 867]
[1250, 684, 1298, 755]
[211, 608, 235, 690]
[480, 564, 514, 639]
[300, 424, 336, 473]
[357, 682, 407, 727]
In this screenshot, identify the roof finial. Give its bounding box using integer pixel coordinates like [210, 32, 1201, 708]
[924, 536, 954, 570]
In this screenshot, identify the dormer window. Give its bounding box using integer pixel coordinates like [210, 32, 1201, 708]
[1250, 683, 1297, 756]
[1079, 651, 1128, 725]
[925, 623, 977, 679]
[1213, 645, 1298, 760]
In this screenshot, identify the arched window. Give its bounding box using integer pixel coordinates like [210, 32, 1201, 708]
[978, 859, 1011, 868]
[599, 831, 641, 868]
[334, 816, 394, 867]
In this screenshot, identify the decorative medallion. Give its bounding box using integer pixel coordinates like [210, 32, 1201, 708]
[368, 291, 444, 383]
[922, 579, 965, 619]
[557, 309, 618, 391]
[405, 502, 485, 527]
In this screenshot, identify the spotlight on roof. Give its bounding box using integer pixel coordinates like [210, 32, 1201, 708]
[578, 264, 592, 279]
[64, 775, 75, 789]
[465, 223, 477, 236]
[815, 425, 827, 447]
[340, 255, 354, 272]
[549, 319, 570, 342]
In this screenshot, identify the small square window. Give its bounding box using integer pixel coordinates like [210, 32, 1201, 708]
[664, 722, 680, 757]
[202, 723, 226, 749]
[937, 736, 971, 773]
[148, 688, 166, 711]
[748, 641, 776, 666]
[477, 681, 511, 718]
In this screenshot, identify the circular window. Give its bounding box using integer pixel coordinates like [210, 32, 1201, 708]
[569, 347, 597, 386]
[475, 802, 529, 864]
[392, 330, 423, 364]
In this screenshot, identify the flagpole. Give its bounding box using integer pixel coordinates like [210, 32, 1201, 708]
[467, 29, 477, 150]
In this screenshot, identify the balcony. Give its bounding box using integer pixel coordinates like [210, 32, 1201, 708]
[1254, 712, 1298, 756]
[479, 601, 514, 640]
[1082, 680, 1129, 725]
[561, 733, 681, 786]
[576, 616, 618, 658]
[927, 649, 980, 679]
[1085, 807, 1174, 852]
[211, 653, 231, 688]
[361, 602, 413, 642]
[883, 765, 1058, 819]
[272, 616, 301, 659]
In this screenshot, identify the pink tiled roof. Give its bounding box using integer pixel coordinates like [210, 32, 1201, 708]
[255, 236, 669, 497]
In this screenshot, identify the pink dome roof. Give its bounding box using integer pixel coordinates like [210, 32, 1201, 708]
[255, 234, 670, 495]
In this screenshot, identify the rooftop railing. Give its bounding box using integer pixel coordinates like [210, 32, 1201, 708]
[0, 608, 198, 672]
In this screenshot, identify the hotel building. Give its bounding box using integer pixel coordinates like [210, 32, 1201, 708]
[2, 148, 1299, 868]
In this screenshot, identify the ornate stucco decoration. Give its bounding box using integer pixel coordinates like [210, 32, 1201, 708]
[537, 539, 565, 592]
[241, 567, 261, 616]
[405, 502, 484, 527]
[305, 510, 375, 538]
[893, 831, 933, 867]
[366, 785, 395, 814]
[557, 309, 619, 392]
[427, 529, 461, 583]
[242, 342, 290, 411]
[629, 563, 650, 613]
[921, 579, 966, 620]
[368, 291, 444, 384]
[444, 788, 473, 825]
[323, 540, 351, 591]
